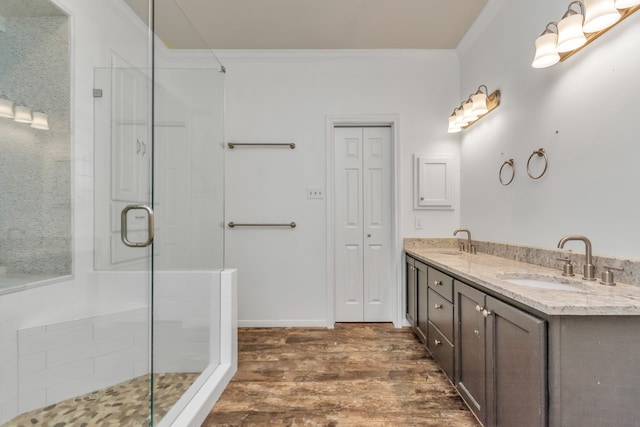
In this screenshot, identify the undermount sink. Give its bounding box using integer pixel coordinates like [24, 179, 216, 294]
[497, 274, 583, 291]
[434, 250, 464, 256]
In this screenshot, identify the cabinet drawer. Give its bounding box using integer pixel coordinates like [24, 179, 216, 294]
[428, 322, 454, 380]
[429, 267, 454, 302]
[428, 288, 454, 341]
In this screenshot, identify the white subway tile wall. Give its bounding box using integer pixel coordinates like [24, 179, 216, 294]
[16, 308, 149, 414]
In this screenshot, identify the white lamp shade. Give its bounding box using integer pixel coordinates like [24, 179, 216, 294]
[0, 97, 14, 118]
[30, 112, 49, 130]
[583, 0, 621, 32]
[462, 101, 478, 121]
[447, 116, 461, 133]
[615, 0, 640, 8]
[557, 13, 587, 52]
[471, 93, 488, 115]
[455, 108, 468, 126]
[532, 32, 560, 68]
[13, 105, 33, 123]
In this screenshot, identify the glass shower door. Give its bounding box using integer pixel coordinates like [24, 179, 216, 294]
[94, 59, 155, 424]
[96, 1, 226, 424]
[150, 1, 226, 425]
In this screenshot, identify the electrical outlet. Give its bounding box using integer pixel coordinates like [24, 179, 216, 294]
[307, 188, 324, 199]
[415, 216, 424, 229]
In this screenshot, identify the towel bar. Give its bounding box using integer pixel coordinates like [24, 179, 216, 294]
[228, 222, 296, 228]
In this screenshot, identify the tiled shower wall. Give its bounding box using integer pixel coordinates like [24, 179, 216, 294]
[0, 16, 71, 275]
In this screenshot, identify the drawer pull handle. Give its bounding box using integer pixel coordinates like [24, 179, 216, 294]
[483, 309, 492, 318]
[434, 280, 442, 286]
[434, 339, 442, 346]
[434, 304, 443, 309]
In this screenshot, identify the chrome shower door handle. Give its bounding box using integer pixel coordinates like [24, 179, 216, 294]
[121, 204, 154, 247]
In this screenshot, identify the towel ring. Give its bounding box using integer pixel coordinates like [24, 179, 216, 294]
[499, 159, 515, 186]
[527, 148, 548, 179]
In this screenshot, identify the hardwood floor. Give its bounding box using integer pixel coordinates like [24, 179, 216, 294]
[203, 323, 479, 426]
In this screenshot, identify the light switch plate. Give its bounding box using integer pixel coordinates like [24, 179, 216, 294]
[415, 216, 424, 229]
[307, 188, 324, 199]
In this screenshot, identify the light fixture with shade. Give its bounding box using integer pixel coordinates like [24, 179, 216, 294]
[0, 97, 50, 130]
[13, 105, 33, 124]
[471, 92, 489, 116]
[557, 2, 587, 52]
[583, 0, 621, 32]
[462, 100, 478, 122]
[447, 85, 500, 132]
[533, 1, 639, 68]
[455, 108, 468, 127]
[30, 112, 49, 130]
[0, 96, 14, 118]
[532, 23, 560, 68]
[447, 114, 461, 134]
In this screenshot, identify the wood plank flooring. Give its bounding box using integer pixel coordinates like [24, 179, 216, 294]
[203, 323, 479, 426]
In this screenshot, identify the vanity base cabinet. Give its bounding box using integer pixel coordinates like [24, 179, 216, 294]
[455, 281, 487, 424]
[427, 322, 454, 379]
[415, 260, 429, 344]
[455, 281, 546, 427]
[405, 255, 429, 344]
[547, 316, 640, 426]
[486, 295, 546, 427]
[406, 257, 416, 327]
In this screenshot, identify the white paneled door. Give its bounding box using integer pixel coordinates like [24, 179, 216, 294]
[334, 127, 392, 322]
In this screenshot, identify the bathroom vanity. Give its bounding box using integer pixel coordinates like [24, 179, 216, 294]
[405, 242, 640, 427]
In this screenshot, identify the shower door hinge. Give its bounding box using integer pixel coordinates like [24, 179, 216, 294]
[93, 89, 103, 98]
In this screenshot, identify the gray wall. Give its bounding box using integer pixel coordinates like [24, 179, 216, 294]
[458, 0, 640, 259]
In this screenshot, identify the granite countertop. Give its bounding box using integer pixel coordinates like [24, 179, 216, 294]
[405, 245, 640, 316]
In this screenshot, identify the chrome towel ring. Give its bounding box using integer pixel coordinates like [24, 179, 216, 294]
[527, 148, 548, 179]
[499, 159, 515, 186]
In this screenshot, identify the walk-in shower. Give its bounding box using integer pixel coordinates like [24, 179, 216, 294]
[0, 0, 234, 425]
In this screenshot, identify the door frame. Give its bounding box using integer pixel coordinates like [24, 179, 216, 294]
[325, 115, 402, 328]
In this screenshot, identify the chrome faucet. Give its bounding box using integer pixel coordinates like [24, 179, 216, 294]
[453, 229, 472, 253]
[557, 235, 596, 281]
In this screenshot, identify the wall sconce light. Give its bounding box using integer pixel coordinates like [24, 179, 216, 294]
[532, 1, 640, 68]
[30, 112, 49, 130]
[447, 85, 500, 133]
[13, 105, 33, 124]
[0, 96, 49, 130]
[0, 95, 14, 118]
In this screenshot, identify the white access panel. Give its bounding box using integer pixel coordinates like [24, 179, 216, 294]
[415, 155, 456, 210]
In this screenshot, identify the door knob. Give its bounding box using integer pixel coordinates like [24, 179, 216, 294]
[367, 234, 371, 238]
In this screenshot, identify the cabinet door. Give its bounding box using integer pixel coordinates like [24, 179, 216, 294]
[454, 281, 486, 424]
[406, 257, 416, 327]
[486, 296, 546, 427]
[416, 260, 429, 344]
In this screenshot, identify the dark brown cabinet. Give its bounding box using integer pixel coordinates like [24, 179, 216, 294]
[405, 256, 428, 344]
[406, 251, 640, 426]
[454, 281, 546, 427]
[415, 259, 429, 343]
[426, 266, 455, 381]
[406, 257, 416, 327]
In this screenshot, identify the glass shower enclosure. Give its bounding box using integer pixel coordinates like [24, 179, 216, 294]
[0, 0, 226, 425]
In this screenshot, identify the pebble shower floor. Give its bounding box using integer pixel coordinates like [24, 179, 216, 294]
[4, 372, 198, 426]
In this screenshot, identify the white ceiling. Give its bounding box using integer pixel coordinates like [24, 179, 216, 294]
[124, 0, 488, 50]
